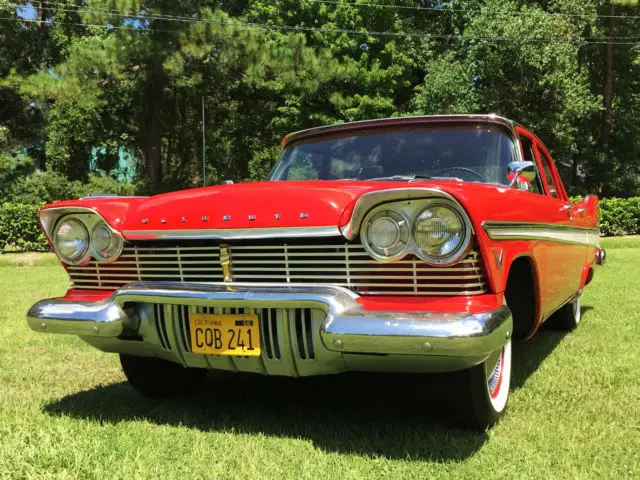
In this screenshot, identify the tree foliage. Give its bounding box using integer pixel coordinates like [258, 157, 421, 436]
[0, 0, 639, 197]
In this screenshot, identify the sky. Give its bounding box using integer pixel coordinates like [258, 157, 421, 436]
[16, 2, 37, 20]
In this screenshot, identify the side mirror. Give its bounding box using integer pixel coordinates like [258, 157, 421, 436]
[508, 161, 537, 188]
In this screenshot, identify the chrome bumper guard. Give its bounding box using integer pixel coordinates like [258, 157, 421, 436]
[28, 282, 512, 360]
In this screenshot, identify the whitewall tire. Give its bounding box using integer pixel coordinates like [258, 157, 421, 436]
[453, 341, 512, 430]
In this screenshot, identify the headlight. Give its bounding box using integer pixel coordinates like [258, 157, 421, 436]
[413, 204, 467, 264]
[53, 217, 89, 264]
[91, 222, 124, 262]
[362, 210, 409, 261]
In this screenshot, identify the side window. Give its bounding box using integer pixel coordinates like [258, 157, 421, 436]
[518, 136, 543, 194]
[538, 148, 559, 198]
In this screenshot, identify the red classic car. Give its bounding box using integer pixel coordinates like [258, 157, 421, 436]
[28, 115, 604, 429]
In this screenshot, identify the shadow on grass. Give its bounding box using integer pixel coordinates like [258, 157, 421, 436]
[43, 311, 585, 461]
[45, 372, 488, 461]
[512, 305, 592, 389]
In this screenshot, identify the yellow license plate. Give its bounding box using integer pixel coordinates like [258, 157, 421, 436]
[189, 313, 260, 357]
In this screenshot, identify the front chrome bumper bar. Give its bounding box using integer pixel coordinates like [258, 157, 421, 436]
[28, 282, 512, 362]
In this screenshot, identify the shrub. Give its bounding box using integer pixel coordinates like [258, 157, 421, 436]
[6, 171, 79, 204]
[7, 171, 135, 204]
[599, 198, 640, 236]
[1, 173, 135, 253]
[0, 203, 49, 252]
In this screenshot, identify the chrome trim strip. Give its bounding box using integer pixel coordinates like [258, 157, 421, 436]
[483, 221, 601, 247]
[340, 188, 463, 240]
[121, 226, 342, 241]
[28, 282, 512, 362]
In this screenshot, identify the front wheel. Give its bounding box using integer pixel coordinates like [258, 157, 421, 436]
[120, 354, 207, 399]
[452, 342, 512, 430]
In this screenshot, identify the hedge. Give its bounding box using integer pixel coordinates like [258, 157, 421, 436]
[1, 197, 640, 253]
[598, 197, 640, 236]
[0, 203, 49, 252]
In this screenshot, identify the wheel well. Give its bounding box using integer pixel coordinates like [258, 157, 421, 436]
[504, 257, 537, 340]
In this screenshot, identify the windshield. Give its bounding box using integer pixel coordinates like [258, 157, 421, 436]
[269, 124, 518, 184]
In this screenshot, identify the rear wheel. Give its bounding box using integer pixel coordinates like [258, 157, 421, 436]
[120, 354, 207, 399]
[545, 295, 581, 331]
[452, 342, 512, 430]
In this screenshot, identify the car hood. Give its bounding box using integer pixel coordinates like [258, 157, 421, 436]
[44, 180, 523, 236]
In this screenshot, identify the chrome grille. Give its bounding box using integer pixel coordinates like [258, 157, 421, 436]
[67, 241, 488, 295]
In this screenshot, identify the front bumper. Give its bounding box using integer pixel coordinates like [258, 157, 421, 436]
[28, 282, 512, 375]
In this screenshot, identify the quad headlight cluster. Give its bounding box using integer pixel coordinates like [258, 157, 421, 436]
[52, 215, 123, 265]
[361, 198, 471, 265]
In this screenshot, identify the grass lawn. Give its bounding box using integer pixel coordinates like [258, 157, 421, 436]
[0, 243, 638, 479]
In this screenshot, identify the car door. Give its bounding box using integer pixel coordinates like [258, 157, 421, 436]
[526, 133, 586, 318]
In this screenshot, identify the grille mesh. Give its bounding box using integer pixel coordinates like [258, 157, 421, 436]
[67, 240, 488, 296]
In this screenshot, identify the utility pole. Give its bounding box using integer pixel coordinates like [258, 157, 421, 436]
[602, 1, 615, 159]
[202, 96, 206, 187]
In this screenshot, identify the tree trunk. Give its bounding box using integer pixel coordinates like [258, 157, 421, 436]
[144, 69, 163, 185]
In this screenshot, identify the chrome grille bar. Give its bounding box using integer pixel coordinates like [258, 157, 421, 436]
[67, 242, 489, 296]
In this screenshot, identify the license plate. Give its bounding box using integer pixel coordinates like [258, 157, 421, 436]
[189, 313, 260, 357]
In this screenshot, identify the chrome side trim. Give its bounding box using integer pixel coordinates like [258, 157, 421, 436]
[340, 188, 463, 240]
[483, 221, 601, 247]
[28, 282, 512, 365]
[121, 226, 342, 241]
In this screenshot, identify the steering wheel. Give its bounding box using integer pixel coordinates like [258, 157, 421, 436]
[434, 167, 486, 182]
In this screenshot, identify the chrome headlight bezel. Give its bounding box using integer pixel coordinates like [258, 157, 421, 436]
[52, 216, 91, 265]
[90, 221, 124, 263]
[47, 211, 124, 265]
[361, 209, 411, 262]
[359, 197, 472, 266]
[411, 199, 472, 266]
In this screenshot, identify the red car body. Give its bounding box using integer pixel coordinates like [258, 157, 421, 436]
[28, 115, 603, 428]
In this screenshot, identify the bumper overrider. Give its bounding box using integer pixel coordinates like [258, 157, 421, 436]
[27, 282, 512, 375]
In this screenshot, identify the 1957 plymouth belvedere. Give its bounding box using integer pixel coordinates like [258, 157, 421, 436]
[28, 115, 604, 429]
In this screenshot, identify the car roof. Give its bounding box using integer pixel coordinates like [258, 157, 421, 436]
[281, 114, 520, 150]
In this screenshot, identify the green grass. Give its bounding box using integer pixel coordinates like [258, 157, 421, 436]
[0, 251, 639, 479]
[600, 235, 640, 249]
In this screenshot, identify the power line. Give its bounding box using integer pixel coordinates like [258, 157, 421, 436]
[307, 0, 640, 21]
[0, 15, 181, 33]
[3, 4, 640, 46]
[34, 0, 640, 24]
[31, 0, 640, 22]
